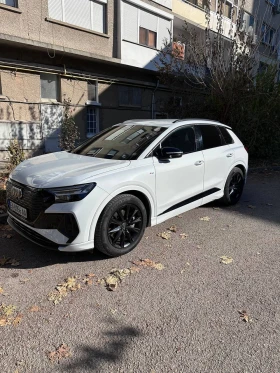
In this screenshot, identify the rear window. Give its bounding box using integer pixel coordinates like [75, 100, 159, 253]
[219, 126, 234, 144]
[199, 125, 222, 150]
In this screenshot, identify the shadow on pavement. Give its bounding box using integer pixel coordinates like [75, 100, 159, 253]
[64, 317, 141, 372]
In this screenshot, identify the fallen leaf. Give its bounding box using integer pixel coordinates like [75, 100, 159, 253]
[13, 313, 23, 326]
[199, 216, 210, 221]
[177, 215, 183, 218]
[48, 343, 71, 363]
[213, 207, 220, 210]
[238, 310, 251, 322]
[101, 268, 134, 291]
[29, 305, 40, 312]
[157, 232, 171, 240]
[0, 257, 20, 266]
[168, 225, 177, 233]
[179, 233, 188, 239]
[0, 287, 3, 294]
[196, 245, 202, 249]
[220, 256, 233, 265]
[133, 258, 164, 270]
[248, 205, 256, 209]
[0, 304, 18, 326]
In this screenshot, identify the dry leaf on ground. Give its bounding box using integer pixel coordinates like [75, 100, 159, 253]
[2, 234, 13, 239]
[213, 207, 220, 210]
[48, 344, 71, 363]
[220, 256, 233, 264]
[238, 310, 251, 322]
[0, 287, 3, 294]
[0, 304, 21, 326]
[48, 277, 81, 305]
[100, 268, 134, 291]
[0, 257, 20, 266]
[179, 233, 188, 239]
[177, 215, 183, 218]
[168, 225, 177, 233]
[157, 232, 171, 240]
[132, 258, 164, 271]
[29, 305, 40, 312]
[199, 216, 210, 221]
[0, 225, 13, 231]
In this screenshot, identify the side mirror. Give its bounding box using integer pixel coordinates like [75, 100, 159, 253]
[156, 147, 183, 160]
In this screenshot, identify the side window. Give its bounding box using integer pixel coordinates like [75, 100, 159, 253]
[219, 126, 234, 144]
[199, 125, 223, 150]
[161, 127, 196, 154]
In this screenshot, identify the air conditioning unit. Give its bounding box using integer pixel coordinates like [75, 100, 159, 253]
[273, 0, 280, 14]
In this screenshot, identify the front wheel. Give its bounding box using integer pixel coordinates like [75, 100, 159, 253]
[221, 167, 245, 206]
[94, 194, 147, 257]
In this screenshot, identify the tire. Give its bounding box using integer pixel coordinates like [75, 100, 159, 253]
[221, 167, 245, 206]
[94, 194, 147, 257]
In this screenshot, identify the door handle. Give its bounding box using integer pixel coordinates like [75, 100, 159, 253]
[226, 153, 234, 158]
[194, 160, 204, 166]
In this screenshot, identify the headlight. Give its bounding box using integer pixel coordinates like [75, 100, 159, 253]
[45, 183, 96, 203]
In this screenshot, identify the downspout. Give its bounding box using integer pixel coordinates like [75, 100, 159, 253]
[151, 80, 159, 119]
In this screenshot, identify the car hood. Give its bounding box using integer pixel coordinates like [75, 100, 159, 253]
[10, 152, 130, 188]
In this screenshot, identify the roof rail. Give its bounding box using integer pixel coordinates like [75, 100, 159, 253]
[172, 118, 222, 124]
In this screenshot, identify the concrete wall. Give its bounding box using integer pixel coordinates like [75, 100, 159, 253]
[0, 0, 115, 58]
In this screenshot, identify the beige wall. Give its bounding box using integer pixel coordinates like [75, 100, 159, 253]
[0, 0, 114, 58]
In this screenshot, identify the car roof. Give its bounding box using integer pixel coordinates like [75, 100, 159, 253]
[123, 119, 232, 129]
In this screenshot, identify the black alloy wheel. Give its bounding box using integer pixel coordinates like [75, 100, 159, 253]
[95, 194, 147, 257]
[228, 172, 244, 202]
[108, 204, 143, 249]
[221, 167, 245, 206]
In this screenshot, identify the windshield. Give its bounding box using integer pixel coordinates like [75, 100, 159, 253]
[72, 124, 167, 160]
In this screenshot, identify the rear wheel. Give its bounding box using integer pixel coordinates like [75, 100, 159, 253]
[94, 194, 147, 257]
[221, 167, 245, 206]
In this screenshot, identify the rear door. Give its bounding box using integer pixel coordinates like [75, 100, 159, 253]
[196, 125, 235, 199]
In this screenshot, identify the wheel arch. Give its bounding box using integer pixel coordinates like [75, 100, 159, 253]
[88, 187, 155, 243]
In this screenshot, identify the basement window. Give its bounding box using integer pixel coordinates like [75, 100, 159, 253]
[119, 86, 142, 107]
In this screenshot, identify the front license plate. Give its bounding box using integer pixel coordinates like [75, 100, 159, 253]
[9, 200, 28, 219]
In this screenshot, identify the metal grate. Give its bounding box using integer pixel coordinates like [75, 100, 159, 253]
[6, 180, 47, 223]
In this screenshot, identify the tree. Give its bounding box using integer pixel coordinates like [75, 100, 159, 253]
[59, 99, 80, 152]
[157, 0, 280, 159]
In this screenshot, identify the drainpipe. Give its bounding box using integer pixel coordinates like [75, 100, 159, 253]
[151, 80, 159, 119]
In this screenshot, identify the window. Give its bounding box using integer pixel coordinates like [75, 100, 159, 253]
[0, 0, 17, 7]
[242, 12, 255, 33]
[199, 125, 223, 150]
[87, 107, 98, 137]
[119, 86, 142, 107]
[73, 124, 167, 160]
[222, 0, 237, 22]
[40, 73, 59, 100]
[139, 27, 157, 48]
[161, 127, 196, 154]
[219, 127, 234, 144]
[88, 82, 97, 102]
[261, 24, 275, 46]
[48, 0, 107, 34]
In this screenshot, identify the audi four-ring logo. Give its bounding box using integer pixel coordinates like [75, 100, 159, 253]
[11, 186, 23, 199]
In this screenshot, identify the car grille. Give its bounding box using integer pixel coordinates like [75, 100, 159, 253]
[6, 179, 48, 223]
[8, 216, 59, 249]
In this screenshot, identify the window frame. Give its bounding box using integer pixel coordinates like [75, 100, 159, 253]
[86, 106, 99, 138]
[118, 85, 142, 108]
[40, 73, 60, 102]
[261, 23, 275, 46]
[139, 27, 157, 49]
[0, 0, 18, 8]
[195, 125, 225, 150]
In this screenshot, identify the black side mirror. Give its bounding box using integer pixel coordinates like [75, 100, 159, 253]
[156, 147, 183, 160]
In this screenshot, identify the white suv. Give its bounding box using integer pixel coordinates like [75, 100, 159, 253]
[6, 119, 248, 257]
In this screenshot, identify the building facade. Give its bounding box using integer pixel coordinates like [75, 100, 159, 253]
[0, 0, 279, 159]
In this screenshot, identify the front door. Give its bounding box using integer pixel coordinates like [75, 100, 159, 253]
[153, 126, 205, 218]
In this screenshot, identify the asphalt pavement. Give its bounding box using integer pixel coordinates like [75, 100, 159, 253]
[0, 170, 279, 373]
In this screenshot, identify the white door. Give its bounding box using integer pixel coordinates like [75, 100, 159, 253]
[196, 125, 235, 201]
[153, 126, 205, 218]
